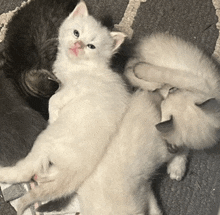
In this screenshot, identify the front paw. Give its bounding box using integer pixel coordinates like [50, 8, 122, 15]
[33, 174, 54, 183]
[167, 155, 187, 181]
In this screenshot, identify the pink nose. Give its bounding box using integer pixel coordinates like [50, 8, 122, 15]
[74, 40, 85, 49]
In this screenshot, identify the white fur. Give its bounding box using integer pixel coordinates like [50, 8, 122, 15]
[159, 89, 220, 149]
[0, 2, 129, 214]
[78, 90, 183, 215]
[125, 33, 220, 97]
[125, 33, 220, 149]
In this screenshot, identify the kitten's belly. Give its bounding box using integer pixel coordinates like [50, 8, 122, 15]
[78, 90, 170, 215]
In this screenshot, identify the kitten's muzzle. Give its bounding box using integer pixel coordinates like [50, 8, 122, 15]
[69, 41, 85, 57]
[74, 41, 85, 49]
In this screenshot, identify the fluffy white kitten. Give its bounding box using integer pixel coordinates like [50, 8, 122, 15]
[78, 90, 187, 215]
[0, 2, 129, 214]
[125, 33, 220, 150]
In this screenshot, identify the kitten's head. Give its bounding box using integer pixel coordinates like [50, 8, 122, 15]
[155, 89, 220, 150]
[58, 1, 125, 64]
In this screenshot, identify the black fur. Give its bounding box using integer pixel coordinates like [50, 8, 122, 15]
[2, 0, 79, 119]
[37, 194, 75, 212]
[0, 70, 46, 166]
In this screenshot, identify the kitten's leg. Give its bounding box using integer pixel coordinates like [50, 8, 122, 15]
[48, 91, 72, 124]
[0, 151, 40, 183]
[16, 184, 51, 215]
[148, 188, 163, 215]
[167, 148, 189, 181]
[0, 165, 33, 183]
[125, 58, 163, 91]
[136, 182, 162, 215]
[0, 149, 49, 183]
[16, 178, 74, 215]
[48, 96, 61, 124]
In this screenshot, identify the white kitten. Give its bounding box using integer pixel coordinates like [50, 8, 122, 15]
[0, 2, 129, 214]
[78, 90, 187, 215]
[125, 33, 220, 150]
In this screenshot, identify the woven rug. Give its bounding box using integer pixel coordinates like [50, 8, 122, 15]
[0, 0, 220, 215]
[1, 0, 220, 56]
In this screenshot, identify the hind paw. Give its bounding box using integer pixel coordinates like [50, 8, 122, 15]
[33, 174, 53, 183]
[34, 165, 58, 184]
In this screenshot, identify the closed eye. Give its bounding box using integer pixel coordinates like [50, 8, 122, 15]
[87, 44, 96, 49]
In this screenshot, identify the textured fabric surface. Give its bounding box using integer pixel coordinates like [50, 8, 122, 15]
[0, 0, 25, 15]
[153, 145, 220, 215]
[84, 0, 218, 55]
[131, 0, 218, 55]
[0, 0, 219, 215]
[0, 68, 46, 215]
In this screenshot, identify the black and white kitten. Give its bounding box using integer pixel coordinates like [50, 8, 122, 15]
[2, 0, 80, 118]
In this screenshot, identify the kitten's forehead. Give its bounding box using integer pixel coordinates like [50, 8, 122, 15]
[66, 15, 112, 44]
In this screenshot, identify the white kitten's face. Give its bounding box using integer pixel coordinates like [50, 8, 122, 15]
[59, 13, 113, 64]
[58, 2, 125, 65]
[61, 18, 113, 62]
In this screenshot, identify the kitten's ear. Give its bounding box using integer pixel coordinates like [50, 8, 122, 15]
[110, 32, 126, 52]
[155, 115, 174, 133]
[69, 1, 88, 18]
[195, 98, 219, 112]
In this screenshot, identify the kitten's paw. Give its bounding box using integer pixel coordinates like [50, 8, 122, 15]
[148, 190, 163, 215]
[35, 166, 58, 183]
[149, 208, 163, 215]
[167, 156, 187, 181]
[33, 174, 50, 183]
[34, 173, 56, 183]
